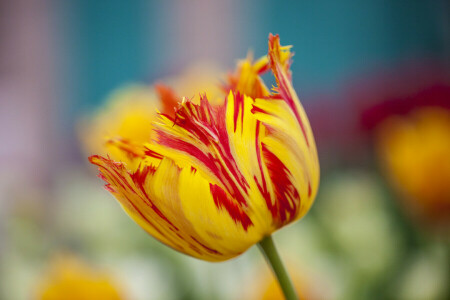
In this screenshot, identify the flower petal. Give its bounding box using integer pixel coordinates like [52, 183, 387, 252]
[89, 153, 264, 261]
[224, 52, 271, 99]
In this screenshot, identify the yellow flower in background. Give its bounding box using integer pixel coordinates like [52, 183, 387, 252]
[167, 61, 225, 105]
[35, 255, 124, 300]
[376, 107, 450, 224]
[78, 63, 224, 169]
[78, 84, 163, 169]
[89, 34, 319, 261]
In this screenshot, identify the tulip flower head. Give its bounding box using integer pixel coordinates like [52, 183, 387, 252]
[90, 34, 319, 261]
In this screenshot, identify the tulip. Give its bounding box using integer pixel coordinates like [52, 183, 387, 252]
[90, 34, 319, 299]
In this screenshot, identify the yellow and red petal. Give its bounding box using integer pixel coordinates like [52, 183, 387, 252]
[89, 153, 265, 261]
[223, 52, 271, 100]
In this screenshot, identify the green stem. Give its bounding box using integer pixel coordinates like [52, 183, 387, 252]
[258, 235, 299, 300]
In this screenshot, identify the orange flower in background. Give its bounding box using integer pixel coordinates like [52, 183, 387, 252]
[89, 34, 319, 261]
[245, 266, 326, 300]
[258, 275, 318, 300]
[35, 254, 124, 300]
[376, 107, 450, 225]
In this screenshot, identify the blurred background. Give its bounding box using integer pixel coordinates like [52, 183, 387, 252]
[0, 0, 449, 299]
